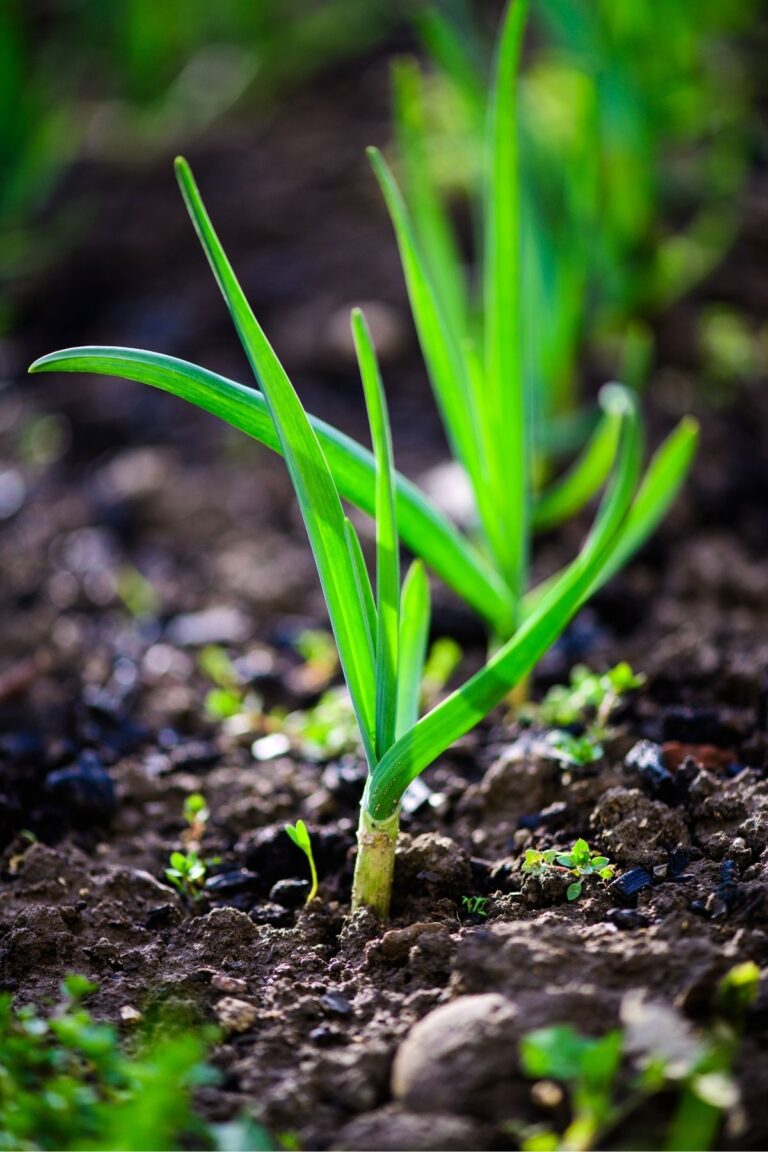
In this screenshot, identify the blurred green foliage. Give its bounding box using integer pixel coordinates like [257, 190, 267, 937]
[405, 0, 760, 441]
[0, 974, 220, 1151]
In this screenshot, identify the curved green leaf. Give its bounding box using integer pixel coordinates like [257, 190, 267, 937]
[395, 560, 431, 740]
[368, 390, 642, 820]
[352, 307, 399, 758]
[29, 346, 513, 632]
[173, 156, 377, 764]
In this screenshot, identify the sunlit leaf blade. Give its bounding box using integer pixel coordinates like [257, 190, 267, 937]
[532, 391, 622, 531]
[368, 391, 641, 820]
[395, 560, 431, 740]
[28, 346, 513, 632]
[587, 416, 699, 593]
[343, 517, 376, 667]
[522, 415, 697, 618]
[483, 0, 530, 600]
[367, 147, 506, 576]
[172, 156, 377, 764]
[352, 308, 399, 758]
[392, 58, 467, 335]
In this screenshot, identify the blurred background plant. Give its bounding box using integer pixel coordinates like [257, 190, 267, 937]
[398, 0, 762, 466]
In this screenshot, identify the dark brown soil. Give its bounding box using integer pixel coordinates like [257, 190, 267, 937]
[2, 41, 768, 1152]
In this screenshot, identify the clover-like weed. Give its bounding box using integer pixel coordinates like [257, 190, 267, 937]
[522, 838, 614, 901]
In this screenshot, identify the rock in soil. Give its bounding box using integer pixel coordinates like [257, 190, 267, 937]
[392, 994, 521, 1120]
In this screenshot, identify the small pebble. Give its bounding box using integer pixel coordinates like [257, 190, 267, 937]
[212, 973, 248, 995]
[321, 991, 353, 1017]
[214, 997, 258, 1034]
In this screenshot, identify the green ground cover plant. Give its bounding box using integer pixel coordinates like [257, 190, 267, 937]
[516, 962, 759, 1151]
[522, 838, 614, 901]
[0, 975, 219, 1151]
[31, 2, 697, 917]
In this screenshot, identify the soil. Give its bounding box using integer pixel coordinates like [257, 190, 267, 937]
[2, 36, 768, 1152]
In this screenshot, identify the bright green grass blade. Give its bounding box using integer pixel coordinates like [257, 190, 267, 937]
[368, 389, 642, 820]
[352, 308, 399, 759]
[532, 384, 624, 531]
[344, 517, 376, 666]
[522, 415, 697, 618]
[482, 0, 530, 600]
[395, 560, 431, 740]
[392, 57, 467, 336]
[28, 346, 513, 633]
[587, 415, 699, 592]
[367, 147, 507, 577]
[172, 156, 376, 764]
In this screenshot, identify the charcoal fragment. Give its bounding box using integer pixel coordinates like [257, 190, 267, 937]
[609, 866, 653, 903]
[624, 740, 677, 802]
[44, 754, 117, 823]
[205, 870, 261, 896]
[269, 878, 310, 907]
[606, 908, 650, 930]
[321, 991, 353, 1016]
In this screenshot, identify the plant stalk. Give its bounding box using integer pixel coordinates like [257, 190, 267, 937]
[351, 803, 400, 918]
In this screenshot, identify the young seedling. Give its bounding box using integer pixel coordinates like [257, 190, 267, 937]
[539, 662, 644, 734]
[182, 791, 210, 847]
[522, 838, 614, 901]
[284, 819, 319, 904]
[543, 730, 603, 769]
[0, 975, 221, 1151]
[165, 850, 207, 902]
[460, 894, 489, 918]
[30, 10, 696, 917]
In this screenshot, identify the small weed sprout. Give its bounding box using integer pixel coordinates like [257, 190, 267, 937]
[293, 627, 339, 691]
[544, 730, 603, 768]
[199, 644, 248, 721]
[182, 791, 209, 847]
[539, 662, 644, 734]
[461, 894, 489, 918]
[165, 850, 207, 901]
[284, 819, 319, 903]
[281, 687, 361, 762]
[522, 838, 614, 901]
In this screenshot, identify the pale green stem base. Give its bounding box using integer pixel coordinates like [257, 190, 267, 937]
[351, 805, 400, 919]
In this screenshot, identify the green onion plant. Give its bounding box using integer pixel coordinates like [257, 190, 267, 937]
[30, 4, 698, 917]
[406, 0, 757, 441]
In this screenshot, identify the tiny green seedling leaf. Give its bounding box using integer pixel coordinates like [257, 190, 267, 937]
[165, 850, 207, 901]
[284, 819, 319, 904]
